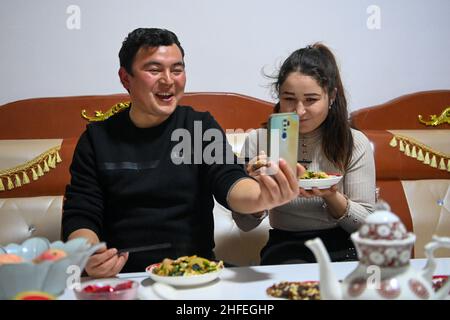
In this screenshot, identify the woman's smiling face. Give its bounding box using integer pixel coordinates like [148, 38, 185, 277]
[279, 72, 332, 134]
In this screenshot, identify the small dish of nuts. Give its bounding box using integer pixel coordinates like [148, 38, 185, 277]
[266, 281, 320, 300]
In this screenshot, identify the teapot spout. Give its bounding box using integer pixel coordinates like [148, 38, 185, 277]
[305, 238, 342, 300]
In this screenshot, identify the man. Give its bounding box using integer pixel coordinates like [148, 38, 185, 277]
[62, 28, 300, 277]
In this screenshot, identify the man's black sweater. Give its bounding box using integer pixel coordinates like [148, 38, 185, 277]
[62, 106, 247, 272]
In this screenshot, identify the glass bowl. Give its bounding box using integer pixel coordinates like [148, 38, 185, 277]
[74, 278, 139, 300]
[0, 237, 104, 299]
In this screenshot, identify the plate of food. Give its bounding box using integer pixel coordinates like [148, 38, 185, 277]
[266, 281, 321, 300]
[146, 255, 224, 287]
[298, 171, 342, 190]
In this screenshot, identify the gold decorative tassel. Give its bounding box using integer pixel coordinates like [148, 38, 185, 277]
[411, 146, 417, 158]
[31, 168, 38, 180]
[7, 177, 14, 190]
[439, 158, 446, 170]
[43, 159, 50, 172]
[424, 152, 431, 164]
[37, 164, 44, 176]
[405, 144, 411, 157]
[22, 171, 30, 184]
[417, 148, 424, 161]
[389, 136, 397, 147]
[0, 144, 63, 192]
[56, 151, 62, 163]
[448, 159, 450, 172]
[48, 154, 56, 169]
[430, 155, 437, 168]
[399, 140, 405, 152]
[14, 174, 22, 187]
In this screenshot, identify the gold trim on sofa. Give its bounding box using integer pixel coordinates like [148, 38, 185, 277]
[418, 106, 450, 126]
[81, 102, 130, 122]
[0, 146, 62, 191]
[389, 131, 450, 172]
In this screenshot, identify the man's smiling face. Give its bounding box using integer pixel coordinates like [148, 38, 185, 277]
[119, 44, 186, 127]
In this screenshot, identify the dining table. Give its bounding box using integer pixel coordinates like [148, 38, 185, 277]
[59, 257, 450, 300]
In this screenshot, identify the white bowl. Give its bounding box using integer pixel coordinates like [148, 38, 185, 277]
[145, 263, 223, 287]
[0, 237, 104, 299]
[298, 175, 343, 190]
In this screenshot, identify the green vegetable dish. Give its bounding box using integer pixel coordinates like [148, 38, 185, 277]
[299, 171, 330, 179]
[153, 255, 224, 276]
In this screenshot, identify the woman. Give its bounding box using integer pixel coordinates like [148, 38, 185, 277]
[233, 43, 376, 265]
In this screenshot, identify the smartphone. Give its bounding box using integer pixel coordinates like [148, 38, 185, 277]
[267, 112, 299, 174]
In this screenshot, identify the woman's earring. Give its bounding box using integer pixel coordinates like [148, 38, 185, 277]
[329, 100, 334, 109]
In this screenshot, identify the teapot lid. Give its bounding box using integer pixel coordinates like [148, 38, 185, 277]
[359, 210, 408, 241]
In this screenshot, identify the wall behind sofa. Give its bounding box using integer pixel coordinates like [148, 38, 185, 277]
[1, 0, 449, 111]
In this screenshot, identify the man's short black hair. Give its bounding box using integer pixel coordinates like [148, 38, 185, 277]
[119, 28, 185, 75]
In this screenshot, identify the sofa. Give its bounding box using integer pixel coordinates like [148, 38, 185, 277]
[1, 90, 449, 266]
[0, 93, 273, 266]
[350, 90, 450, 258]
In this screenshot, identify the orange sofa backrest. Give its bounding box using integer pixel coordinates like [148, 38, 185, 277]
[351, 90, 450, 130]
[0, 92, 274, 139]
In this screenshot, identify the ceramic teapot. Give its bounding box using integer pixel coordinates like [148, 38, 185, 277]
[305, 210, 450, 300]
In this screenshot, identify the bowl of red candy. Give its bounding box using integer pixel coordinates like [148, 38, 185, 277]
[74, 279, 139, 300]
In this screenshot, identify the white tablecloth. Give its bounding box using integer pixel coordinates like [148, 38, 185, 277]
[59, 258, 450, 300]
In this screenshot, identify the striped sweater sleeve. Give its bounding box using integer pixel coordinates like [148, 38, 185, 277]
[336, 129, 376, 232]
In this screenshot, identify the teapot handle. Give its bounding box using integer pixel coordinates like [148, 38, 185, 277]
[422, 236, 450, 281]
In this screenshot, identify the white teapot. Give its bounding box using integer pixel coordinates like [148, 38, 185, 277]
[305, 210, 450, 300]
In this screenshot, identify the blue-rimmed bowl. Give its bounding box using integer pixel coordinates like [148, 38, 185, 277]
[0, 237, 104, 299]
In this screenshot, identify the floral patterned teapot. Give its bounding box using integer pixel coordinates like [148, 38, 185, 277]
[305, 209, 450, 300]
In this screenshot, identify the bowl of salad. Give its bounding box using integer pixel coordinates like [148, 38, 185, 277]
[298, 171, 342, 190]
[146, 255, 224, 287]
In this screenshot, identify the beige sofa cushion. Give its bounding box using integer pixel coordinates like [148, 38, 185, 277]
[213, 200, 269, 266]
[402, 180, 450, 258]
[0, 196, 63, 246]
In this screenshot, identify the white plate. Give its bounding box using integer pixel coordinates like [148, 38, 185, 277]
[145, 263, 223, 287]
[298, 175, 343, 190]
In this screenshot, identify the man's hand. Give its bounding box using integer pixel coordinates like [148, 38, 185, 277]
[84, 246, 128, 278]
[229, 158, 303, 213]
[252, 158, 301, 210]
[68, 228, 128, 278]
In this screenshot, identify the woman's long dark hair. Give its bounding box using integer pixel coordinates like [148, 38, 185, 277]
[272, 43, 353, 171]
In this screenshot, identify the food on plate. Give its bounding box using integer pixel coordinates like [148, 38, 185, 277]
[299, 171, 330, 179]
[251, 158, 270, 171]
[152, 255, 223, 276]
[13, 291, 56, 300]
[266, 281, 320, 300]
[33, 248, 67, 263]
[82, 280, 135, 293]
[0, 253, 24, 265]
